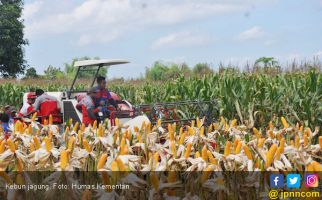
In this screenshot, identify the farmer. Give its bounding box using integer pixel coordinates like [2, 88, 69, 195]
[18, 92, 36, 117]
[0, 112, 11, 139]
[33, 89, 62, 124]
[95, 76, 117, 109]
[78, 87, 102, 125]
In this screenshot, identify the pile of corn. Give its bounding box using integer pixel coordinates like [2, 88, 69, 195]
[0, 115, 321, 199]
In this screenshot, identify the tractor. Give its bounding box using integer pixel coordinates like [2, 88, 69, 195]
[21, 59, 217, 129]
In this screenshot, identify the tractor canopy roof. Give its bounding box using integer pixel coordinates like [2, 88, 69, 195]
[68, 59, 130, 98]
[74, 59, 129, 67]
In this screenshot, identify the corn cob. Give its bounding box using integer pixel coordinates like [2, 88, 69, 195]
[243, 145, 253, 160]
[231, 119, 237, 128]
[235, 141, 242, 154]
[97, 153, 107, 170]
[200, 126, 205, 137]
[281, 117, 289, 129]
[73, 122, 79, 132]
[266, 144, 277, 168]
[83, 139, 91, 152]
[224, 141, 231, 157]
[93, 120, 97, 130]
[7, 139, 16, 152]
[275, 147, 283, 160]
[201, 145, 208, 162]
[253, 128, 261, 138]
[49, 114, 53, 125]
[306, 164, 314, 171]
[258, 138, 265, 148]
[311, 161, 322, 171]
[116, 157, 127, 171]
[184, 143, 192, 159]
[115, 118, 120, 127]
[45, 137, 52, 152]
[0, 140, 6, 153]
[269, 121, 274, 130]
[195, 152, 200, 158]
[111, 161, 119, 171]
[178, 132, 186, 145]
[303, 135, 309, 146]
[80, 123, 85, 132]
[17, 158, 23, 172]
[295, 136, 300, 149]
[319, 136, 322, 149]
[60, 150, 69, 170]
[31, 112, 37, 122]
[207, 150, 217, 165]
[98, 124, 103, 137]
[68, 136, 76, 152]
[208, 124, 213, 133]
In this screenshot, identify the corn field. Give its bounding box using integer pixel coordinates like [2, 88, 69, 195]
[0, 115, 321, 199]
[0, 70, 321, 130]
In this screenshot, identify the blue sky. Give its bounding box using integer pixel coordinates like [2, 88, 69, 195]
[23, 0, 322, 78]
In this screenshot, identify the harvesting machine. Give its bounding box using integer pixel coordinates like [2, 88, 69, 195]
[22, 59, 217, 129]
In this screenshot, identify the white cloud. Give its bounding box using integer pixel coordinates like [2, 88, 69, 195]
[235, 26, 266, 41]
[23, 0, 43, 20]
[23, 0, 266, 45]
[152, 31, 211, 50]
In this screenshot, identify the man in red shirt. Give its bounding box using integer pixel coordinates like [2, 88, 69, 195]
[33, 89, 62, 124]
[19, 92, 36, 117]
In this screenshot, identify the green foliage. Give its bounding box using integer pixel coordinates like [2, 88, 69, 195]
[24, 67, 38, 79]
[192, 63, 213, 74]
[0, 0, 28, 77]
[44, 65, 65, 79]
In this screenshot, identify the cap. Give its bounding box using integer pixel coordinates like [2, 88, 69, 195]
[27, 92, 36, 99]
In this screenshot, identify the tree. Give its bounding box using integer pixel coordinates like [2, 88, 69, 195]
[44, 65, 64, 79]
[192, 63, 213, 75]
[254, 57, 281, 74]
[255, 57, 278, 68]
[64, 57, 107, 79]
[0, 0, 28, 77]
[24, 67, 38, 78]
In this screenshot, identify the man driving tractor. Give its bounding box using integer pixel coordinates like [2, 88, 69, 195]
[95, 76, 118, 109]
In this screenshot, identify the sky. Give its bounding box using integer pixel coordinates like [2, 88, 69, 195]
[22, 0, 322, 78]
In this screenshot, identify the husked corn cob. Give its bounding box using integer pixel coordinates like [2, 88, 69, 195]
[60, 150, 69, 170]
[266, 144, 277, 168]
[201, 145, 208, 162]
[7, 139, 16, 152]
[83, 139, 91, 152]
[281, 117, 289, 129]
[97, 153, 108, 170]
[224, 141, 231, 157]
[45, 137, 52, 152]
[184, 143, 192, 159]
[243, 145, 253, 160]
